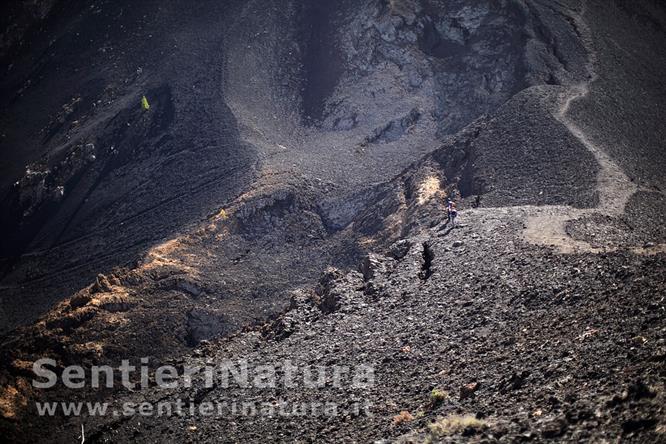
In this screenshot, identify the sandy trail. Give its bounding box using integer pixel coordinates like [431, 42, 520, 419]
[521, 79, 639, 254]
[500, 3, 662, 255]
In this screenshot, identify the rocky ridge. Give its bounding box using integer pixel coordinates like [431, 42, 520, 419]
[0, 0, 665, 442]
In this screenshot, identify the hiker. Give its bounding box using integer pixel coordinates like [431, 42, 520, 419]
[447, 199, 458, 227]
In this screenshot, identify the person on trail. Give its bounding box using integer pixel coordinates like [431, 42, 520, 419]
[447, 199, 458, 228]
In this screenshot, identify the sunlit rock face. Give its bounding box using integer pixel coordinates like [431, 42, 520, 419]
[1, 1, 666, 442]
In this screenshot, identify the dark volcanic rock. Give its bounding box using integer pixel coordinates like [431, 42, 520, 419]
[185, 307, 230, 346]
[1, 0, 665, 443]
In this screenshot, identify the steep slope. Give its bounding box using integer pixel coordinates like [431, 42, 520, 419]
[1, 0, 593, 331]
[1, 0, 666, 442]
[0, 0, 259, 330]
[60, 211, 666, 443]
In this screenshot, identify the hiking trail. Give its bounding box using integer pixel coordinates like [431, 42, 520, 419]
[483, 2, 663, 255]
